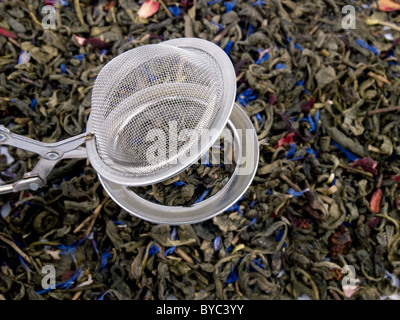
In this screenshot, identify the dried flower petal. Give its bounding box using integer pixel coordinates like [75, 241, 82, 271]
[137, 0, 160, 19]
[370, 188, 383, 213]
[372, 0, 400, 11]
[343, 285, 359, 298]
[75, 35, 87, 46]
[351, 157, 378, 175]
[275, 132, 295, 148]
[0, 27, 17, 39]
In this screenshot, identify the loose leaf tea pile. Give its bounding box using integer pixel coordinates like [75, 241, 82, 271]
[1, 0, 400, 300]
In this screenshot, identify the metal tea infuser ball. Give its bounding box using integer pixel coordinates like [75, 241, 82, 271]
[0, 38, 259, 225]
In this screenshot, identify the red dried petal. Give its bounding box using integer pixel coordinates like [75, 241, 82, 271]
[367, 217, 381, 229]
[300, 97, 315, 113]
[351, 157, 378, 175]
[0, 28, 17, 39]
[268, 94, 277, 106]
[275, 132, 295, 149]
[86, 38, 108, 49]
[370, 188, 383, 213]
[137, 0, 160, 18]
[372, 0, 400, 11]
[293, 217, 310, 229]
[104, 0, 117, 11]
[330, 226, 352, 256]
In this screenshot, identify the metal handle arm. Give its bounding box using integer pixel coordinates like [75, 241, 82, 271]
[0, 125, 89, 194]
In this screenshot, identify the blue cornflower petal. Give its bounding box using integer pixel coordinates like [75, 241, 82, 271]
[315, 110, 320, 125]
[225, 201, 243, 215]
[99, 249, 112, 272]
[210, 21, 223, 32]
[30, 98, 37, 110]
[251, 0, 266, 8]
[58, 268, 81, 289]
[213, 236, 221, 251]
[60, 63, 66, 73]
[355, 39, 379, 56]
[207, 0, 222, 5]
[56, 236, 87, 262]
[168, 5, 181, 17]
[275, 63, 287, 69]
[71, 53, 85, 61]
[164, 246, 176, 256]
[331, 141, 360, 162]
[226, 267, 238, 284]
[18, 254, 32, 272]
[203, 152, 213, 167]
[173, 181, 187, 187]
[286, 35, 304, 51]
[194, 189, 211, 203]
[170, 227, 177, 240]
[248, 25, 253, 37]
[308, 113, 316, 132]
[296, 78, 305, 86]
[112, 220, 125, 225]
[255, 53, 269, 64]
[99, 49, 107, 61]
[294, 43, 305, 51]
[224, 0, 237, 12]
[91, 238, 99, 256]
[255, 113, 263, 123]
[148, 244, 160, 257]
[224, 40, 233, 55]
[287, 188, 309, 197]
[275, 229, 284, 242]
[98, 290, 111, 300]
[289, 156, 304, 161]
[286, 143, 296, 159]
[306, 147, 318, 158]
[237, 88, 257, 106]
[252, 258, 266, 269]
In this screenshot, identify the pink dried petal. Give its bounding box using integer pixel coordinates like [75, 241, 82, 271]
[0, 27, 17, 39]
[372, 0, 400, 11]
[137, 0, 160, 19]
[343, 285, 359, 298]
[75, 35, 87, 46]
[370, 188, 383, 213]
[268, 94, 277, 106]
[351, 157, 378, 175]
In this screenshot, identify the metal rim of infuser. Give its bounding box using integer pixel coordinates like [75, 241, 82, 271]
[86, 38, 237, 187]
[99, 103, 259, 225]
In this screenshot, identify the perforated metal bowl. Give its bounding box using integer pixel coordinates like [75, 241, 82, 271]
[86, 38, 236, 186]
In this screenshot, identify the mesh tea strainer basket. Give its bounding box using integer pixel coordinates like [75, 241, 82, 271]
[0, 38, 258, 224]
